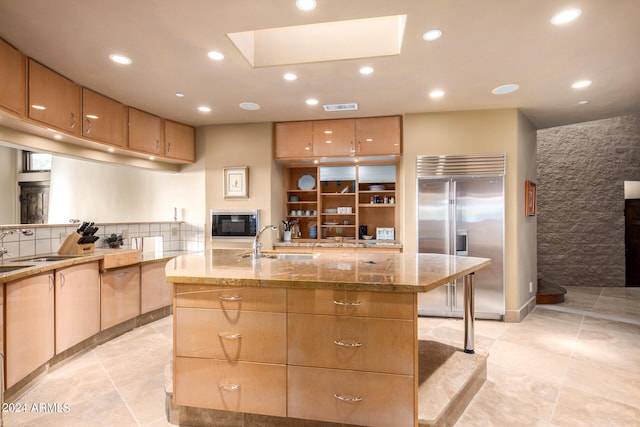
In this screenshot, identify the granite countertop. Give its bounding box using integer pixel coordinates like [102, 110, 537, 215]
[273, 241, 403, 249]
[165, 249, 490, 293]
[0, 249, 196, 282]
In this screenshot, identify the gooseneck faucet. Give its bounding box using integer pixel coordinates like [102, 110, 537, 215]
[253, 225, 278, 258]
[0, 229, 34, 258]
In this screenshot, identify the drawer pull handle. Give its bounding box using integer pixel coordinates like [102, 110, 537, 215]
[218, 295, 242, 302]
[334, 393, 363, 403]
[334, 339, 363, 348]
[218, 332, 242, 340]
[218, 380, 241, 391]
[333, 299, 362, 306]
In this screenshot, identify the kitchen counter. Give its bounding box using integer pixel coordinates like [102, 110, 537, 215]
[273, 241, 403, 250]
[166, 249, 490, 427]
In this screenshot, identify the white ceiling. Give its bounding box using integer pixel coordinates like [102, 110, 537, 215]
[0, 0, 638, 129]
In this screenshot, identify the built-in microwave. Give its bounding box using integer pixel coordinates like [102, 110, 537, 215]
[211, 210, 259, 239]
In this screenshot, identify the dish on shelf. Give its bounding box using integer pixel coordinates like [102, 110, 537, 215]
[362, 235, 374, 240]
[297, 174, 316, 190]
[289, 195, 299, 202]
[323, 222, 339, 225]
[368, 184, 386, 191]
[323, 208, 338, 214]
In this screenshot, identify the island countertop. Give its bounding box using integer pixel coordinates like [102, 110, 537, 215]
[165, 249, 490, 293]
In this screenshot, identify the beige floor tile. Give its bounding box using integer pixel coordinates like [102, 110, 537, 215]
[551, 386, 640, 427]
[600, 287, 640, 300]
[592, 294, 640, 318]
[572, 326, 640, 376]
[558, 290, 600, 310]
[119, 372, 168, 425]
[581, 316, 640, 337]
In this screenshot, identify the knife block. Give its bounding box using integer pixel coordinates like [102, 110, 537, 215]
[57, 232, 95, 255]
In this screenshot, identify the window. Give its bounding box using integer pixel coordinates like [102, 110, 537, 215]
[22, 151, 52, 172]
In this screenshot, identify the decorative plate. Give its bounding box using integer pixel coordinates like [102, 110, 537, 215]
[297, 174, 316, 190]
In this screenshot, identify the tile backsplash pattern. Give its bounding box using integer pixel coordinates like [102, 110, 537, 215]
[0, 222, 205, 261]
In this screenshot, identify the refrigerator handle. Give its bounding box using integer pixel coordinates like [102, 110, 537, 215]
[452, 281, 457, 308]
[446, 283, 450, 307]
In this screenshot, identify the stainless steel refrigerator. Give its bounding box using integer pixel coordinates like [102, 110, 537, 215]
[417, 154, 505, 320]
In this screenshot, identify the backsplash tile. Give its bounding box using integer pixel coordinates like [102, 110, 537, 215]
[0, 221, 205, 261]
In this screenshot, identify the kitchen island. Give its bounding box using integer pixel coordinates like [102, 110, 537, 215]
[165, 249, 490, 427]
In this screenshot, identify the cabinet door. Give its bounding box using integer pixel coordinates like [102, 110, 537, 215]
[100, 265, 141, 330]
[274, 121, 313, 158]
[141, 262, 172, 313]
[82, 88, 127, 148]
[55, 262, 100, 353]
[5, 272, 55, 388]
[28, 59, 81, 134]
[355, 116, 401, 155]
[128, 107, 164, 155]
[312, 119, 355, 157]
[164, 120, 195, 162]
[0, 38, 26, 115]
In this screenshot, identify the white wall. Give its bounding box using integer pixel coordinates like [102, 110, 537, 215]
[48, 152, 205, 224]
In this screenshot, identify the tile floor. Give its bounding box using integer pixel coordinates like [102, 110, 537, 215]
[4, 286, 639, 426]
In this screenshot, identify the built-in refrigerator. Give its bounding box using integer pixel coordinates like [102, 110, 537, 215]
[417, 154, 505, 320]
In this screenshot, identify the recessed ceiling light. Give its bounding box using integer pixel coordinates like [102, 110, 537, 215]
[578, 100, 589, 105]
[198, 106, 212, 112]
[551, 8, 582, 25]
[109, 54, 132, 65]
[53, 134, 62, 140]
[359, 66, 374, 75]
[429, 90, 445, 98]
[207, 51, 224, 61]
[149, 156, 155, 161]
[284, 73, 298, 81]
[175, 92, 185, 98]
[306, 99, 319, 105]
[296, 0, 316, 11]
[571, 80, 592, 89]
[108, 147, 115, 153]
[492, 84, 520, 95]
[422, 29, 442, 41]
[239, 102, 261, 110]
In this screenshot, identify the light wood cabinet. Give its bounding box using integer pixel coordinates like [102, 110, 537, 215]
[28, 59, 81, 134]
[0, 38, 26, 115]
[175, 284, 286, 312]
[355, 116, 402, 155]
[82, 88, 127, 148]
[100, 265, 140, 330]
[175, 357, 287, 416]
[312, 119, 356, 157]
[288, 365, 414, 427]
[5, 272, 55, 388]
[140, 262, 172, 314]
[55, 262, 100, 353]
[128, 107, 164, 155]
[274, 121, 313, 158]
[164, 120, 195, 162]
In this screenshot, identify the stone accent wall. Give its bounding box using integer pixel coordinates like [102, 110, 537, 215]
[537, 114, 640, 287]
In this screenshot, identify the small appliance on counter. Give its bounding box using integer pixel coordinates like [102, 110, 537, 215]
[57, 221, 100, 255]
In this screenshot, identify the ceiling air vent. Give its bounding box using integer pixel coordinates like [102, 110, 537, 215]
[323, 103, 358, 112]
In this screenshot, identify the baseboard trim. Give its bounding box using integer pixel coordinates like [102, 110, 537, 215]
[504, 296, 536, 323]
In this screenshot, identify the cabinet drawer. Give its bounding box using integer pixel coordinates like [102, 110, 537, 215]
[288, 365, 414, 427]
[288, 313, 414, 375]
[288, 288, 414, 319]
[175, 357, 286, 417]
[175, 284, 286, 312]
[176, 307, 286, 363]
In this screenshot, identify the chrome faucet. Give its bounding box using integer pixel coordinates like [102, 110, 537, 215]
[253, 225, 278, 258]
[0, 229, 34, 258]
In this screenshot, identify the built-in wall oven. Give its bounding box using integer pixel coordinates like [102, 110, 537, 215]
[211, 210, 259, 239]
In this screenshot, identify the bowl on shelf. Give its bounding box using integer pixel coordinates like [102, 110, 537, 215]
[289, 195, 299, 202]
[323, 208, 338, 214]
[362, 235, 374, 240]
[368, 184, 386, 191]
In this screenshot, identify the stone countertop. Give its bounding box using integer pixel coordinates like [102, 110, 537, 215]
[165, 249, 490, 293]
[273, 241, 403, 249]
[0, 249, 197, 282]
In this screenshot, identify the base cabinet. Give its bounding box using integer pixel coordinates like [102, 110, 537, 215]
[55, 262, 100, 353]
[5, 272, 55, 388]
[100, 265, 140, 330]
[141, 262, 172, 314]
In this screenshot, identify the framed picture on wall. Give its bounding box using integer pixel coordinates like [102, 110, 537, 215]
[525, 180, 536, 216]
[224, 166, 249, 198]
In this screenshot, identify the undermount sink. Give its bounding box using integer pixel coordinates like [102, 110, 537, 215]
[16, 255, 79, 262]
[0, 265, 35, 273]
[241, 252, 319, 260]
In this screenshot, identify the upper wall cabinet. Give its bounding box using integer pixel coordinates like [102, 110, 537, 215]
[82, 88, 127, 148]
[165, 120, 195, 162]
[28, 59, 81, 135]
[274, 116, 402, 161]
[0, 38, 26, 115]
[355, 116, 401, 155]
[128, 107, 164, 156]
[274, 121, 313, 158]
[312, 119, 356, 157]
